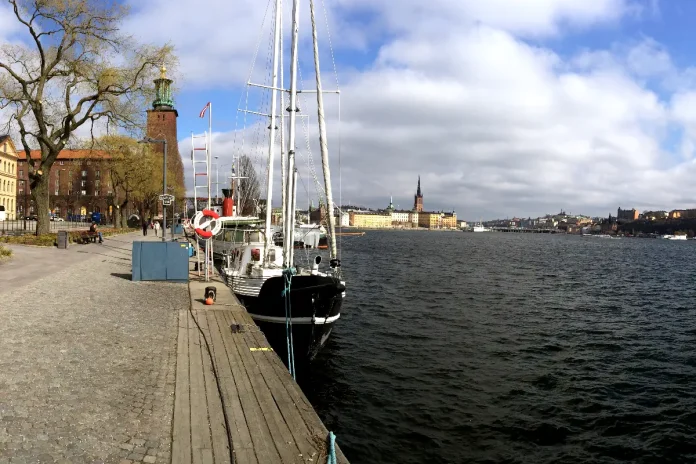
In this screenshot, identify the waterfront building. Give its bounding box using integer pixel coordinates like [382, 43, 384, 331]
[441, 212, 457, 229]
[409, 211, 419, 225]
[0, 135, 18, 219]
[418, 211, 441, 228]
[349, 211, 392, 228]
[391, 210, 410, 223]
[617, 207, 639, 221]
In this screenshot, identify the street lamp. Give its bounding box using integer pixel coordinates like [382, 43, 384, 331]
[138, 136, 167, 242]
[214, 156, 219, 203]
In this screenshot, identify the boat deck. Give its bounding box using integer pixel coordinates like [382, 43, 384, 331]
[173, 274, 349, 464]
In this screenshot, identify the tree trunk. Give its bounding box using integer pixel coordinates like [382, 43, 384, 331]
[118, 199, 129, 228]
[32, 174, 50, 235]
[113, 205, 122, 230]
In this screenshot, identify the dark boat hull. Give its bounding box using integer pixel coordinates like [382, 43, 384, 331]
[235, 274, 344, 363]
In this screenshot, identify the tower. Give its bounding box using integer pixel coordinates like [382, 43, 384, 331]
[414, 176, 423, 212]
[146, 65, 185, 195]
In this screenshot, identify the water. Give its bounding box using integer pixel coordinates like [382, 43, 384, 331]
[298, 231, 696, 463]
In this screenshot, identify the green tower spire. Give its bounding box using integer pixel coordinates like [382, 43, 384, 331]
[153, 64, 174, 109]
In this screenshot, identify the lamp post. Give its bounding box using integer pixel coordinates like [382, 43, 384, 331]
[139, 137, 167, 242]
[214, 156, 219, 203]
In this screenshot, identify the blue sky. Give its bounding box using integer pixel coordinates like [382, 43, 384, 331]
[7, 0, 696, 220]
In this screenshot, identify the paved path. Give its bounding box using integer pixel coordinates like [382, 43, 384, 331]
[0, 233, 187, 464]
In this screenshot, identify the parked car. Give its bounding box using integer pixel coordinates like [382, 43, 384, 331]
[51, 216, 64, 222]
[24, 215, 37, 220]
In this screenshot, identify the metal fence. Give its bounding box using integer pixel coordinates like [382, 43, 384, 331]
[0, 219, 114, 234]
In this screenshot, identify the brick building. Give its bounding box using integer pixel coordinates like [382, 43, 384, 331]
[16, 150, 112, 220]
[146, 65, 185, 198]
[13, 64, 185, 221]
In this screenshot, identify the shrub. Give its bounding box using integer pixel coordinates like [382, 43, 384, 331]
[0, 245, 11, 258]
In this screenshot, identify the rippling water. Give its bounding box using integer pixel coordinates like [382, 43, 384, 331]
[297, 231, 696, 463]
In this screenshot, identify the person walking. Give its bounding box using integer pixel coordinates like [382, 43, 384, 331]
[142, 218, 148, 236]
[154, 220, 161, 237]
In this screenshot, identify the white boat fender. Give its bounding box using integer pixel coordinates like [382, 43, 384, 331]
[311, 255, 321, 275]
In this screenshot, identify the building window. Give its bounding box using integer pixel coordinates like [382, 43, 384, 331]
[95, 170, 100, 178]
[54, 189, 59, 195]
[81, 170, 87, 177]
[59, 161, 64, 165]
[81, 190, 86, 196]
[95, 179, 100, 189]
[81, 180, 86, 187]
[19, 169, 23, 177]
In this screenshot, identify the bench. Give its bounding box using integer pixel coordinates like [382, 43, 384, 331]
[78, 231, 100, 244]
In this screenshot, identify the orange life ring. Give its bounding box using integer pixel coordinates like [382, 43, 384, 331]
[195, 228, 213, 238]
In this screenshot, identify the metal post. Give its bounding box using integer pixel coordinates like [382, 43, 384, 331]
[215, 156, 219, 203]
[163, 139, 167, 242]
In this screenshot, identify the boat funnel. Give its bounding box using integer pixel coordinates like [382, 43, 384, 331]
[221, 189, 234, 216]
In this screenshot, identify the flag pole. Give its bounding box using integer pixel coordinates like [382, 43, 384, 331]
[208, 102, 212, 209]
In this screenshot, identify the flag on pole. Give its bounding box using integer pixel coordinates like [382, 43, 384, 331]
[199, 102, 211, 118]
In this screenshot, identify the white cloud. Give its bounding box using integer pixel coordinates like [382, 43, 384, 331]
[148, 0, 696, 218]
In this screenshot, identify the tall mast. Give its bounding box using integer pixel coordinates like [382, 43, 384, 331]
[309, 0, 337, 261]
[283, 0, 301, 268]
[264, 0, 282, 262]
[279, 0, 287, 238]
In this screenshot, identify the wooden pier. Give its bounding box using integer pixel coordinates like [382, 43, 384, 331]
[172, 271, 349, 464]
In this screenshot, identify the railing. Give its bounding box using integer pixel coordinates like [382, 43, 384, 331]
[0, 219, 114, 234]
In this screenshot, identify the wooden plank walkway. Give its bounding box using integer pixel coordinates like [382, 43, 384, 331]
[172, 270, 349, 464]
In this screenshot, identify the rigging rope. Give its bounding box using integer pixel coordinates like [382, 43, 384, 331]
[282, 267, 297, 380]
[327, 431, 337, 464]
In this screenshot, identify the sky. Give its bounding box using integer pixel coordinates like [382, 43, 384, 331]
[8, 0, 696, 220]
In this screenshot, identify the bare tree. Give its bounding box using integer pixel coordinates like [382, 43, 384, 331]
[235, 155, 261, 216]
[0, 0, 174, 234]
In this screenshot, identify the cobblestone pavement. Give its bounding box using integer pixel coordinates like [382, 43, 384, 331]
[0, 234, 187, 463]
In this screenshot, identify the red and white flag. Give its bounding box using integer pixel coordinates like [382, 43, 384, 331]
[199, 102, 211, 118]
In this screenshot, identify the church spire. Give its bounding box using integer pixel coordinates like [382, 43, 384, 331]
[417, 176, 422, 196]
[153, 63, 174, 109]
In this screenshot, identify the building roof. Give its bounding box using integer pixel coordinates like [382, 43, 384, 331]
[18, 149, 111, 160]
[0, 135, 9, 143]
[351, 211, 390, 216]
[420, 211, 456, 216]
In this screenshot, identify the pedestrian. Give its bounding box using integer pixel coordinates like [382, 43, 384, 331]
[154, 220, 161, 237]
[90, 221, 104, 243]
[142, 218, 148, 236]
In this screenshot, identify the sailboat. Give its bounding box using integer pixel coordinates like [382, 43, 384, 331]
[222, 0, 345, 363]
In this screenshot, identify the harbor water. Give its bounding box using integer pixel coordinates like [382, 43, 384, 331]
[298, 231, 696, 463]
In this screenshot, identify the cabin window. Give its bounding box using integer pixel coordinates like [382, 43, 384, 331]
[268, 249, 276, 262]
[251, 248, 261, 261]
